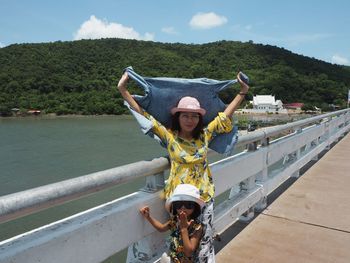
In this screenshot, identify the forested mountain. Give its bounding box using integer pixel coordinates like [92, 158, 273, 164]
[0, 38, 349, 116]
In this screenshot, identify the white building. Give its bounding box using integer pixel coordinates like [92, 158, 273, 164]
[243, 95, 287, 114]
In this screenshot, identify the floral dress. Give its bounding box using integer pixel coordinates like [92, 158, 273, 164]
[143, 112, 233, 203]
[168, 217, 203, 263]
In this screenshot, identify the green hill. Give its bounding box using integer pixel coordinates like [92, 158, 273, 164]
[0, 38, 349, 116]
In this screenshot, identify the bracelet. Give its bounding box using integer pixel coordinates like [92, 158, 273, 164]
[239, 92, 247, 95]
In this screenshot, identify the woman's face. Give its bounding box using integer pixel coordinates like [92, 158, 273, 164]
[179, 112, 200, 133]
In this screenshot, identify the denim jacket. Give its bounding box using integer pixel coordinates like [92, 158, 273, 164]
[123, 67, 248, 155]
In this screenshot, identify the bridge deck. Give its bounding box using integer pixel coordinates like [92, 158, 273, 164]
[216, 133, 350, 263]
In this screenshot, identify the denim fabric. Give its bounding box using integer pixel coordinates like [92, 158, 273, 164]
[124, 67, 248, 154]
[124, 101, 168, 149]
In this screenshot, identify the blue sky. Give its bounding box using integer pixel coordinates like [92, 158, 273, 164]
[1, 0, 349, 65]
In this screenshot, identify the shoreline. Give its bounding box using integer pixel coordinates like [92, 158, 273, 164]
[0, 113, 134, 120]
[1, 109, 315, 119]
[1, 111, 316, 119]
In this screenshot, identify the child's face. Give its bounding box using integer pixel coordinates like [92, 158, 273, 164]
[173, 201, 195, 217]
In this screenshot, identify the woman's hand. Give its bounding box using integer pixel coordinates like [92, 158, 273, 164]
[118, 72, 129, 91]
[223, 71, 250, 117]
[117, 71, 143, 114]
[237, 72, 249, 94]
[139, 206, 151, 219]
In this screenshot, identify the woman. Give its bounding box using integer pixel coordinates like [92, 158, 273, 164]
[118, 71, 249, 262]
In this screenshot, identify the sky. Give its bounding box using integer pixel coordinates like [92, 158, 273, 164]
[1, 0, 349, 66]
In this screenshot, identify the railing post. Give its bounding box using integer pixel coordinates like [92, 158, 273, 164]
[325, 119, 331, 150]
[247, 141, 258, 152]
[126, 231, 167, 263]
[239, 141, 258, 221]
[310, 121, 322, 161]
[142, 172, 165, 192]
[127, 172, 166, 263]
[255, 138, 269, 211]
[311, 137, 320, 161]
[239, 176, 256, 222]
[334, 115, 343, 142]
[291, 128, 302, 178]
[311, 121, 323, 161]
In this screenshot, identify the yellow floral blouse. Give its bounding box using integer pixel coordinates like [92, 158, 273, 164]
[144, 112, 233, 203]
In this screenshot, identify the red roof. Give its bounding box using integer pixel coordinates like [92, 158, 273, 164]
[284, 103, 304, 108]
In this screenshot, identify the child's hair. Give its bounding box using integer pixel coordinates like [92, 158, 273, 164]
[171, 201, 201, 219]
[171, 112, 204, 139]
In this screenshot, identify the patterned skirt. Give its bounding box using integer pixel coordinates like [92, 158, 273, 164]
[197, 199, 215, 263]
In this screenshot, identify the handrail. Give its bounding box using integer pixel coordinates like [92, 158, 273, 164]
[0, 157, 169, 223]
[236, 108, 349, 146]
[0, 108, 349, 223]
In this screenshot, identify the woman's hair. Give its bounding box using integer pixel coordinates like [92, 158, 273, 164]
[171, 112, 204, 139]
[171, 201, 201, 219]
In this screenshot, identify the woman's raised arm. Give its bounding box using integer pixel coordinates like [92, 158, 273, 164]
[117, 72, 143, 114]
[223, 72, 250, 118]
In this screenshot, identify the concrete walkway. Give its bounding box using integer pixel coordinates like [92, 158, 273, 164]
[216, 133, 350, 263]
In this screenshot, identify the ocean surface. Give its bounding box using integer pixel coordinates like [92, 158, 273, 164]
[0, 115, 168, 262]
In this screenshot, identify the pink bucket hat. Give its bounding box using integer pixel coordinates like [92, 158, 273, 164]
[171, 96, 206, 116]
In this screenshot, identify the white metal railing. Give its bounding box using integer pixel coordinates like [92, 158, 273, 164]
[0, 108, 349, 263]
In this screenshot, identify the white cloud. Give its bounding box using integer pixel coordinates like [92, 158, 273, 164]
[143, 32, 155, 41]
[74, 15, 154, 41]
[161, 27, 178, 35]
[0, 42, 5, 48]
[331, 54, 349, 65]
[189, 12, 227, 29]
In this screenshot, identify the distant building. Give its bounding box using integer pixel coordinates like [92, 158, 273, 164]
[284, 103, 304, 110]
[11, 108, 20, 115]
[27, 109, 41, 115]
[242, 95, 287, 114]
[254, 95, 286, 113]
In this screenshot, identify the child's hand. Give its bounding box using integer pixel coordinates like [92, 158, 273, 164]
[139, 206, 150, 219]
[178, 211, 193, 230]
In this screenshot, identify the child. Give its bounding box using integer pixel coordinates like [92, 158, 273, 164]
[140, 184, 205, 263]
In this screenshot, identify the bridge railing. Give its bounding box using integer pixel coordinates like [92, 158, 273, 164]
[0, 108, 349, 263]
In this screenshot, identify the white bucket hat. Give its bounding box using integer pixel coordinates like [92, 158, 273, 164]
[165, 184, 205, 213]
